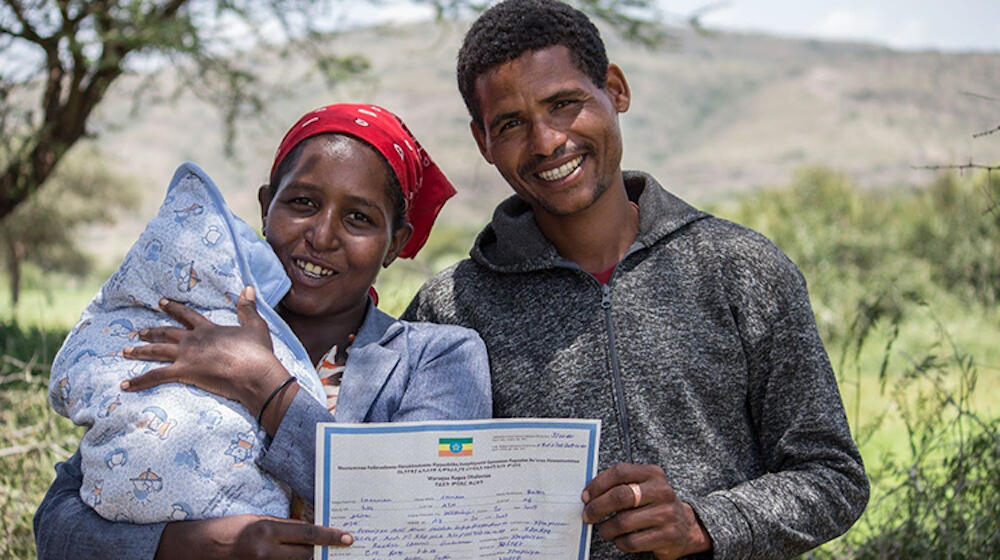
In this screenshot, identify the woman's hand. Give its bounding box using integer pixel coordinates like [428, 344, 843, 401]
[155, 514, 353, 560]
[121, 286, 290, 419]
[581, 463, 712, 560]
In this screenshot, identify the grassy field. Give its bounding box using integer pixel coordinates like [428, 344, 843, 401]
[2, 169, 998, 557]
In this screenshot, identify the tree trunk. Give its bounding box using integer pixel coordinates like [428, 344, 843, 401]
[3, 237, 22, 308]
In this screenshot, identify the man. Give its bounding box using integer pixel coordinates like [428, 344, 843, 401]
[402, 0, 869, 558]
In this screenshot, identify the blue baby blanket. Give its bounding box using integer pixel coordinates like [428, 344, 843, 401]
[49, 162, 325, 523]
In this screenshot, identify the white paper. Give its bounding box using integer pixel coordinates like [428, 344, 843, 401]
[314, 418, 600, 560]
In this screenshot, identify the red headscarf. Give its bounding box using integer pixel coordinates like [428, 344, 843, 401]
[270, 104, 456, 259]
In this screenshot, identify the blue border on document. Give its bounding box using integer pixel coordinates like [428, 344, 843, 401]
[318, 420, 599, 560]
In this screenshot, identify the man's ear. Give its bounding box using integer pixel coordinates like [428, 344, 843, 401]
[383, 223, 414, 268]
[257, 184, 273, 229]
[470, 120, 494, 164]
[605, 63, 631, 113]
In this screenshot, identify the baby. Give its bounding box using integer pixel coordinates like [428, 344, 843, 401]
[49, 162, 326, 523]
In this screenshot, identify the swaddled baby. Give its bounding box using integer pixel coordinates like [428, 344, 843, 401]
[49, 162, 326, 523]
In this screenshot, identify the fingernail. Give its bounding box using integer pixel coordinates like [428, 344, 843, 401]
[122, 347, 132, 357]
[341, 534, 354, 545]
[120, 380, 130, 390]
[581, 490, 590, 503]
[158, 298, 168, 308]
[246, 285, 255, 301]
[138, 329, 148, 337]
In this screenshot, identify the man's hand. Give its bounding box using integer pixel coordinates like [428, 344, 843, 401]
[156, 514, 352, 560]
[582, 463, 712, 560]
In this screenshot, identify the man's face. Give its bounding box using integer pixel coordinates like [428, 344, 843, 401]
[471, 45, 630, 218]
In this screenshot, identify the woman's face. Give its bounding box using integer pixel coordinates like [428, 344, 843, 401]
[259, 135, 411, 320]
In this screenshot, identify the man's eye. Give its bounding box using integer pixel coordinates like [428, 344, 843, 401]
[497, 119, 521, 134]
[554, 99, 577, 110]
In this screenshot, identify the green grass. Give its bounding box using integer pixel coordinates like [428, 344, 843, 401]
[0, 319, 82, 559]
[0, 268, 103, 330]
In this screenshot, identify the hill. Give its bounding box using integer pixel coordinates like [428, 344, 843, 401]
[81, 20, 999, 261]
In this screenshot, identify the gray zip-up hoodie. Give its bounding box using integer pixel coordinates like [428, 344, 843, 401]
[403, 171, 868, 559]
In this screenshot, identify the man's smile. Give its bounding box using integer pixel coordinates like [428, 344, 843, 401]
[536, 155, 584, 182]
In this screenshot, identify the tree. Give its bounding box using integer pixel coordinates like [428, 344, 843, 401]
[0, 0, 372, 222]
[0, 144, 138, 306]
[0, 0, 666, 222]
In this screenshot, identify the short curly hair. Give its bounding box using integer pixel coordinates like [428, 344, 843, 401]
[457, 0, 609, 124]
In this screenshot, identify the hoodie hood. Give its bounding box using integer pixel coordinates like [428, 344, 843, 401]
[471, 170, 710, 272]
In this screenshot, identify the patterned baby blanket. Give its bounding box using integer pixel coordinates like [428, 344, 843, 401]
[49, 162, 325, 523]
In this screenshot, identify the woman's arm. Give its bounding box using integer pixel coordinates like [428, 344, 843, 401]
[35, 452, 166, 560]
[392, 324, 492, 422]
[257, 388, 340, 501]
[35, 449, 352, 560]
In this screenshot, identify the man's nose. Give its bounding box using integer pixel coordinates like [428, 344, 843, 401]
[528, 119, 567, 157]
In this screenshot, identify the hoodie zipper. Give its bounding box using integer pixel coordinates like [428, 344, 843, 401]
[600, 281, 634, 464]
[554, 244, 643, 465]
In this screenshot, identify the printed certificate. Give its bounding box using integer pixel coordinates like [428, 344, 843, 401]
[314, 418, 601, 560]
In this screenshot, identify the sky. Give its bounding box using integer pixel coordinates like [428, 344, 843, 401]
[660, 0, 1000, 52]
[366, 0, 1000, 53]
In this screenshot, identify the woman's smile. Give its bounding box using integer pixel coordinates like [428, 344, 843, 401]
[292, 258, 337, 279]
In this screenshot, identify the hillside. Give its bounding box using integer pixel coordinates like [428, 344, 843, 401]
[81, 20, 999, 259]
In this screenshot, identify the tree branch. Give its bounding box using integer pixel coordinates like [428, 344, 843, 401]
[972, 125, 1000, 139]
[4, 0, 46, 44]
[960, 91, 1000, 103]
[0, 20, 39, 42]
[912, 162, 1000, 173]
[156, 0, 190, 19]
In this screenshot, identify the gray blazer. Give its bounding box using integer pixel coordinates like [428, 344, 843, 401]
[34, 302, 492, 560]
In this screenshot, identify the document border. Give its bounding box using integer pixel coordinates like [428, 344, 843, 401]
[316, 419, 600, 560]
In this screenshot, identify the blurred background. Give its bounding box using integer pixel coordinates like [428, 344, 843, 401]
[2, 1, 998, 557]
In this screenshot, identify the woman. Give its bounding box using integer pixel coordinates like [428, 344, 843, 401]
[35, 104, 492, 559]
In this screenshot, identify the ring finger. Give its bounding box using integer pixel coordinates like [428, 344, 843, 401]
[627, 482, 643, 509]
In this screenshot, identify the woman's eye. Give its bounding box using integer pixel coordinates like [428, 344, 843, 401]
[349, 211, 373, 224]
[289, 197, 316, 208]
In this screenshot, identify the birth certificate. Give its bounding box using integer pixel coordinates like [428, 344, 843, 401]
[315, 419, 601, 560]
